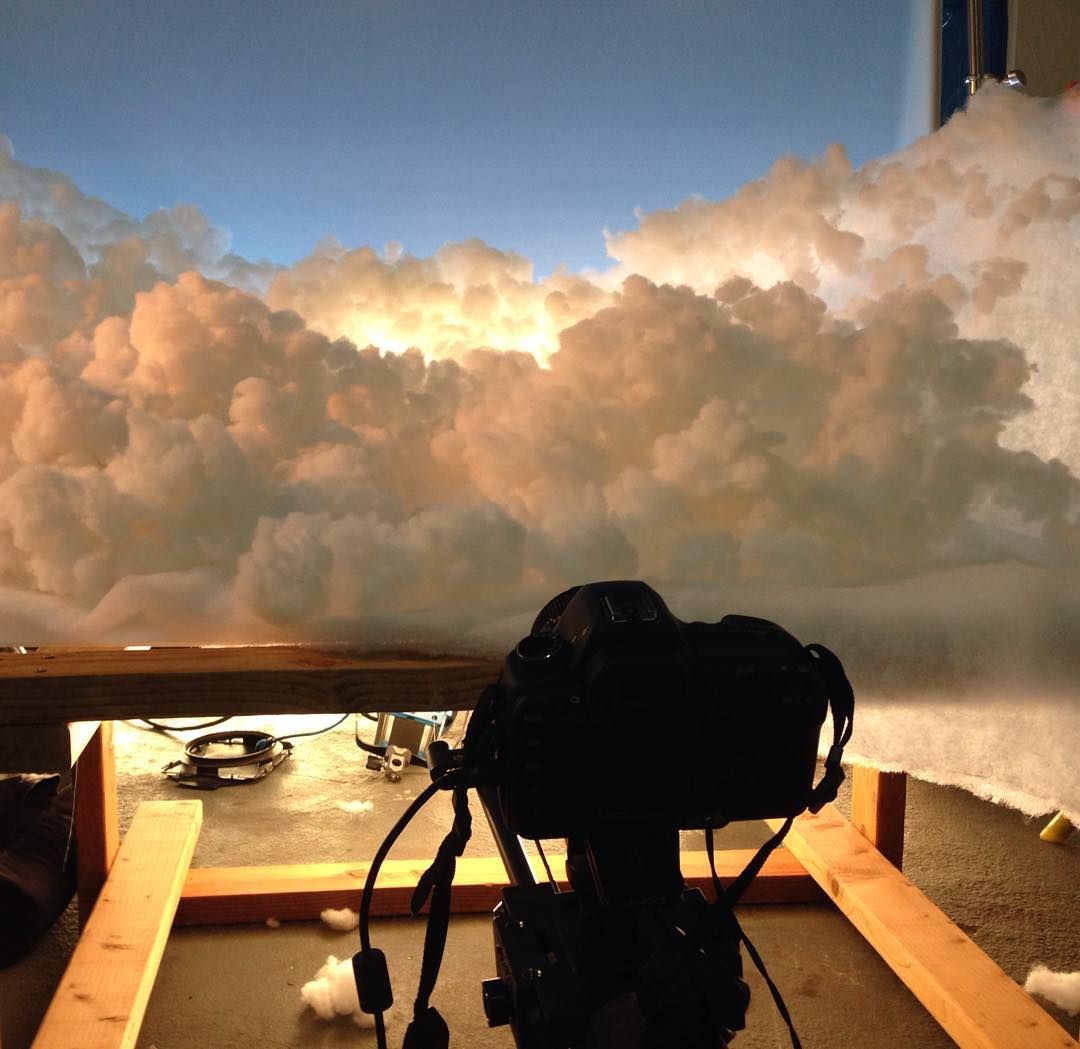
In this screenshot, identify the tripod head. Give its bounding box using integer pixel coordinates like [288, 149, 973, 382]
[479, 795, 749, 1049]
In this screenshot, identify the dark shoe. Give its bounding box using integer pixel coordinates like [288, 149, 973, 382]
[0, 775, 77, 967]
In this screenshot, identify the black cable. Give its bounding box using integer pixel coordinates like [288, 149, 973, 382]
[359, 776, 452, 950]
[269, 713, 350, 745]
[139, 715, 232, 733]
[357, 771, 464, 1049]
[533, 839, 559, 890]
[140, 713, 350, 743]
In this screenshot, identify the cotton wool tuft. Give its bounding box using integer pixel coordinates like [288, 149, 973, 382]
[300, 954, 374, 1026]
[320, 907, 360, 932]
[1025, 966, 1080, 1015]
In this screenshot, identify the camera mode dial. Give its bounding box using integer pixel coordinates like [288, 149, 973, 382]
[515, 634, 566, 663]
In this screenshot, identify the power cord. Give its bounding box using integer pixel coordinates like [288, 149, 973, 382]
[139, 716, 232, 733]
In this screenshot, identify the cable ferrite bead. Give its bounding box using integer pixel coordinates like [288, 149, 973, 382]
[352, 948, 394, 1013]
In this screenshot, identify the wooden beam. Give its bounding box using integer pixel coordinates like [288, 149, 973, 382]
[74, 722, 120, 926]
[31, 800, 202, 1049]
[851, 766, 907, 868]
[769, 806, 1079, 1049]
[0, 646, 501, 725]
[176, 848, 820, 926]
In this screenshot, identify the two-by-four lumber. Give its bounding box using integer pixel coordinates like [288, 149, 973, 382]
[175, 848, 821, 926]
[74, 721, 120, 926]
[31, 800, 202, 1049]
[768, 806, 1079, 1049]
[851, 765, 908, 868]
[0, 646, 501, 725]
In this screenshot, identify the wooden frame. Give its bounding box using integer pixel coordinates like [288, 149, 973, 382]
[30, 800, 201, 1049]
[1, 645, 1076, 1049]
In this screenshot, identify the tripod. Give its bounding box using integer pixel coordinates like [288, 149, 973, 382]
[476, 786, 750, 1049]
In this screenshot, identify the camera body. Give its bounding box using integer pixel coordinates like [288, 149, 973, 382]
[493, 580, 830, 840]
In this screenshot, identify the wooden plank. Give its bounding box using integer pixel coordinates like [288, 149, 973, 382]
[176, 848, 820, 925]
[0, 646, 501, 725]
[851, 766, 907, 868]
[74, 722, 120, 926]
[768, 805, 1079, 1049]
[31, 800, 202, 1049]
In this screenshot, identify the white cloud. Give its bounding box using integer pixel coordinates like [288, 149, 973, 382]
[0, 86, 1077, 688]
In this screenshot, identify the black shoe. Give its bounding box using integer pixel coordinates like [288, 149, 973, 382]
[0, 774, 77, 967]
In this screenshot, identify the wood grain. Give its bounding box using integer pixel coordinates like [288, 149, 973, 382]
[175, 848, 820, 926]
[31, 800, 202, 1049]
[851, 766, 907, 868]
[74, 722, 120, 926]
[769, 806, 1079, 1049]
[0, 646, 501, 725]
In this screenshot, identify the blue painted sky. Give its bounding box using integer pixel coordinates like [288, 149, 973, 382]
[2, 1, 928, 277]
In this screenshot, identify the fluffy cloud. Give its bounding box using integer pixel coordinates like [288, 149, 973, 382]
[0, 87, 1077, 689]
[267, 235, 610, 362]
[605, 85, 1080, 473]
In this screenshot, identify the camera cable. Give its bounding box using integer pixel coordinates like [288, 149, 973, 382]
[138, 715, 232, 733]
[353, 768, 470, 1049]
[353, 690, 496, 1048]
[533, 838, 560, 890]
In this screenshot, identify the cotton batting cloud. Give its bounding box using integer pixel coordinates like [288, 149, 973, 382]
[604, 85, 1080, 474]
[321, 907, 360, 931]
[267, 236, 610, 362]
[1, 89, 1080, 819]
[300, 953, 376, 1026]
[1025, 967, 1080, 1016]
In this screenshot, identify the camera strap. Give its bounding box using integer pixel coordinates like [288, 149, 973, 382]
[804, 642, 855, 815]
[704, 819, 804, 1048]
[394, 699, 493, 1049]
[400, 781, 473, 1049]
[699, 640, 854, 1049]
[714, 640, 853, 909]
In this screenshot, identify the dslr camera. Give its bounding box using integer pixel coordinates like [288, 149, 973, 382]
[354, 580, 853, 1049]
[496, 579, 832, 840]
